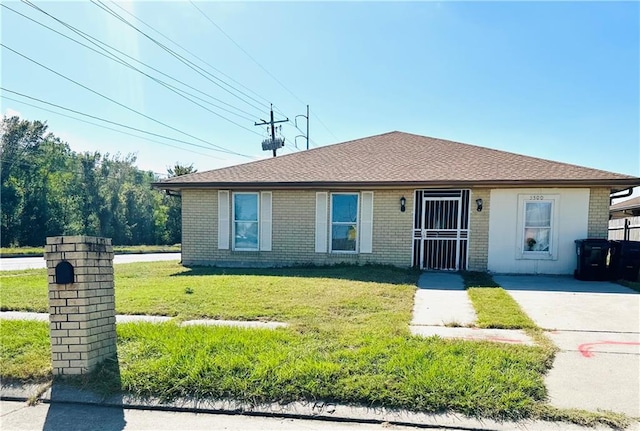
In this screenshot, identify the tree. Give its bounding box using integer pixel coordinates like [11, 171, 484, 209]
[0, 116, 187, 247]
[1, 116, 71, 246]
[167, 163, 196, 178]
[165, 163, 197, 244]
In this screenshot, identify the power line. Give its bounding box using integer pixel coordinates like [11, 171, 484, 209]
[1, 88, 256, 158]
[107, 0, 274, 108]
[2, 95, 223, 161]
[282, 121, 319, 148]
[189, 2, 340, 142]
[90, 0, 270, 115]
[1, 43, 253, 158]
[310, 108, 339, 142]
[189, 2, 302, 105]
[0, 153, 169, 181]
[12, 2, 262, 126]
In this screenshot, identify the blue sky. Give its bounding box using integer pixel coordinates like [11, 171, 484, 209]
[1, 1, 638, 189]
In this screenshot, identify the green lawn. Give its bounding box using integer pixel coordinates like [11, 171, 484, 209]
[461, 272, 537, 329]
[0, 263, 625, 426]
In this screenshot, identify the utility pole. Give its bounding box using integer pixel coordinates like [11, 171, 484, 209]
[255, 104, 288, 157]
[295, 104, 309, 150]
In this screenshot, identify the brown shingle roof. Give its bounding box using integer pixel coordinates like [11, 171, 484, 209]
[157, 131, 640, 189]
[610, 196, 640, 212]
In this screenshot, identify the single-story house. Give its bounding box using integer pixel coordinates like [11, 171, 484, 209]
[609, 195, 640, 241]
[155, 131, 640, 274]
[610, 195, 640, 219]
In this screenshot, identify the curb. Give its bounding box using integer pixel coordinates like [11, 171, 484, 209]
[2, 383, 631, 431]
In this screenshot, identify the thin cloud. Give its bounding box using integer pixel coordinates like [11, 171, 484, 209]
[4, 108, 22, 118]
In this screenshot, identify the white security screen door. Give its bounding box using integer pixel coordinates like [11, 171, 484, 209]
[412, 190, 470, 270]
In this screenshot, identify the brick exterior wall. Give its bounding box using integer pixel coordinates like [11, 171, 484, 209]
[468, 189, 490, 271]
[181, 189, 414, 267]
[588, 187, 611, 238]
[45, 236, 116, 375]
[181, 187, 609, 270]
[181, 190, 217, 264]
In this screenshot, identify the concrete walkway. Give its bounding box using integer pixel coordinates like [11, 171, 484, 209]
[0, 311, 288, 330]
[496, 275, 640, 418]
[410, 272, 475, 326]
[409, 272, 534, 345]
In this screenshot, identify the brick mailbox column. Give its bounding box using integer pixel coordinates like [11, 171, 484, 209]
[45, 236, 116, 375]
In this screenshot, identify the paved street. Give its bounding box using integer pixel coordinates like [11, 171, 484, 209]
[496, 275, 640, 417]
[0, 253, 181, 271]
[0, 401, 413, 431]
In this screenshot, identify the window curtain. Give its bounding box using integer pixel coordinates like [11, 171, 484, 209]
[524, 202, 551, 251]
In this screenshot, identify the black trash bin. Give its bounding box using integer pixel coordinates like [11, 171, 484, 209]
[608, 240, 640, 281]
[574, 239, 610, 281]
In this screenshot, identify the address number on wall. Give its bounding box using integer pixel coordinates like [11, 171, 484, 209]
[529, 195, 545, 200]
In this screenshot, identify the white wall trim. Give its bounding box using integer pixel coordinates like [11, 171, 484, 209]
[217, 190, 230, 250]
[360, 191, 374, 253]
[260, 191, 272, 251]
[315, 192, 328, 253]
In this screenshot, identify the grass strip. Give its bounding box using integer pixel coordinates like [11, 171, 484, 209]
[1, 320, 628, 428]
[461, 272, 537, 329]
[0, 244, 181, 257]
[532, 405, 630, 429]
[2, 320, 550, 421]
[461, 272, 556, 366]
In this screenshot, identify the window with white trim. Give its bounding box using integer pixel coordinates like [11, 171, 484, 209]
[331, 193, 359, 252]
[516, 193, 559, 260]
[523, 201, 552, 252]
[233, 192, 259, 250]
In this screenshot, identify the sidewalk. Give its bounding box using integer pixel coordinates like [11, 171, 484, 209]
[3, 383, 633, 431]
[0, 311, 288, 330]
[409, 272, 534, 345]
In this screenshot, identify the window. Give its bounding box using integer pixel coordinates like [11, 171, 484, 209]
[233, 193, 259, 250]
[523, 201, 552, 253]
[515, 193, 559, 261]
[331, 193, 359, 252]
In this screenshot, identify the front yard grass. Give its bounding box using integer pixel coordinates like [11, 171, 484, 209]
[461, 271, 537, 329]
[0, 263, 625, 426]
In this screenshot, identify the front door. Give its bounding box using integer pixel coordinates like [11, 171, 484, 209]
[412, 190, 470, 270]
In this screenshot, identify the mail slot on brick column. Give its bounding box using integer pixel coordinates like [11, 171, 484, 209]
[45, 235, 116, 375]
[55, 261, 74, 284]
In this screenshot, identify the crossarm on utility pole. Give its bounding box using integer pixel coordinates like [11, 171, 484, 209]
[254, 104, 288, 157]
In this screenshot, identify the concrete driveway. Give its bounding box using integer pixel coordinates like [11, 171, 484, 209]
[495, 275, 640, 417]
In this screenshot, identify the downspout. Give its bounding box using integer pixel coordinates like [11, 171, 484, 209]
[609, 187, 634, 204]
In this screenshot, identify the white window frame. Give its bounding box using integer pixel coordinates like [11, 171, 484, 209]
[516, 194, 559, 260]
[330, 192, 360, 254]
[232, 192, 260, 251]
